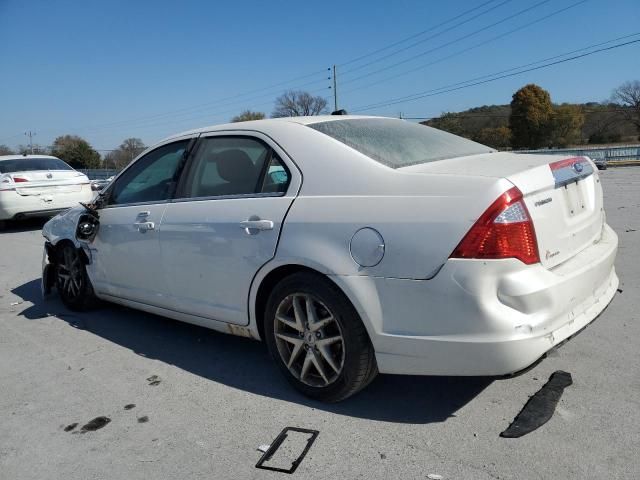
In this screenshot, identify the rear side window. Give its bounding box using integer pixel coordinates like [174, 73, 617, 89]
[182, 136, 288, 198]
[308, 118, 493, 168]
[0, 158, 73, 173]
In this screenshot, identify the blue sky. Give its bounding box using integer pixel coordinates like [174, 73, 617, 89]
[1, 0, 638, 153]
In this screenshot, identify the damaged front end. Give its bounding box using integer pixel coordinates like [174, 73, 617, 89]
[41, 201, 101, 297]
[75, 202, 100, 242]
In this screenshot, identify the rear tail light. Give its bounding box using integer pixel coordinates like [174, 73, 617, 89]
[450, 186, 540, 265]
[12, 176, 29, 182]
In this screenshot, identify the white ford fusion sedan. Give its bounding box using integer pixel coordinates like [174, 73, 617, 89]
[0, 155, 94, 225]
[41, 116, 618, 402]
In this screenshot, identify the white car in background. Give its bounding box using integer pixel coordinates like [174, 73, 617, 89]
[41, 116, 618, 402]
[0, 155, 94, 226]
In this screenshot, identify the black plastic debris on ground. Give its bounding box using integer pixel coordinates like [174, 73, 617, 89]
[124, 404, 136, 410]
[146, 375, 161, 386]
[256, 427, 319, 474]
[500, 370, 572, 438]
[80, 416, 111, 433]
[64, 423, 78, 432]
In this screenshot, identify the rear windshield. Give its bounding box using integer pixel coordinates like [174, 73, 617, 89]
[308, 118, 493, 168]
[0, 158, 74, 173]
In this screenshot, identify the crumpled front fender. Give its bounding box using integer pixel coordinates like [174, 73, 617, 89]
[42, 205, 87, 248]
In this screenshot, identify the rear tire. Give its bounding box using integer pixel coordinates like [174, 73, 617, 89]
[55, 243, 98, 311]
[264, 272, 377, 402]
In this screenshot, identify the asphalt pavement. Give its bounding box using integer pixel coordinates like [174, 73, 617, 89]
[0, 167, 638, 480]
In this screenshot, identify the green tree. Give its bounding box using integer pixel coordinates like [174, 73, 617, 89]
[231, 110, 265, 122]
[272, 90, 327, 117]
[612, 80, 640, 139]
[0, 145, 14, 155]
[50, 135, 101, 169]
[427, 112, 466, 136]
[550, 104, 585, 147]
[509, 84, 553, 149]
[103, 138, 146, 169]
[17, 144, 49, 155]
[473, 126, 512, 149]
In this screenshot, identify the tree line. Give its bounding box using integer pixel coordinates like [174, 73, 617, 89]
[2, 81, 637, 167]
[425, 81, 640, 149]
[0, 136, 147, 170]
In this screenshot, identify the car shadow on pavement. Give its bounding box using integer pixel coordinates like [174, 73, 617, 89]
[0, 218, 47, 233]
[13, 279, 493, 424]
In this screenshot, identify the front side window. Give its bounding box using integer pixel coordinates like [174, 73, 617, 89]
[183, 136, 281, 198]
[109, 140, 188, 205]
[308, 118, 494, 168]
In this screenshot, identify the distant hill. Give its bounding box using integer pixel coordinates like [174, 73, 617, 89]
[422, 103, 637, 149]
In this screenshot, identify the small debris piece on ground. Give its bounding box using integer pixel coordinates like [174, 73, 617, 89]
[124, 404, 136, 410]
[137, 416, 149, 423]
[427, 474, 443, 480]
[80, 416, 111, 433]
[257, 444, 270, 453]
[64, 423, 78, 432]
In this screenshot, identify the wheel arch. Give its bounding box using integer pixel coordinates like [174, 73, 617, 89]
[251, 262, 378, 348]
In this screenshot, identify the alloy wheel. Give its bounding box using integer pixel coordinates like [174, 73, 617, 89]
[57, 247, 83, 299]
[274, 293, 345, 387]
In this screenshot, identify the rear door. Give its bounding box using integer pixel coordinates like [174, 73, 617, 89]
[159, 133, 301, 325]
[89, 138, 194, 305]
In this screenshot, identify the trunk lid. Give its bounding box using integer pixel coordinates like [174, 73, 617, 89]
[9, 170, 89, 196]
[401, 152, 604, 269]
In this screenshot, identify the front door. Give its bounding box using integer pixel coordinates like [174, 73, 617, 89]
[89, 138, 192, 306]
[159, 134, 299, 325]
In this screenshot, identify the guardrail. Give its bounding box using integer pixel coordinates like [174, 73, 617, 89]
[516, 144, 640, 163]
[78, 169, 119, 180]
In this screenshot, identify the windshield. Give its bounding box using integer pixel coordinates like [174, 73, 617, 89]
[308, 118, 494, 168]
[0, 157, 74, 173]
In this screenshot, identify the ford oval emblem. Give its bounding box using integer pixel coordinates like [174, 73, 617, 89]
[573, 162, 584, 173]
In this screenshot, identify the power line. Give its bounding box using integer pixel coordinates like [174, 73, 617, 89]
[353, 38, 640, 112]
[338, 0, 500, 68]
[65, 73, 330, 134]
[341, 0, 589, 96]
[341, 0, 556, 87]
[340, 0, 516, 76]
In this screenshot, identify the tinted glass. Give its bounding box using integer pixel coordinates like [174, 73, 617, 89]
[260, 154, 290, 194]
[309, 118, 493, 168]
[110, 141, 188, 205]
[183, 136, 270, 198]
[0, 158, 73, 173]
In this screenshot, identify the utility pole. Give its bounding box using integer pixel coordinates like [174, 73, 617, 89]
[24, 131, 36, 154]
[332, 65, 338, 112]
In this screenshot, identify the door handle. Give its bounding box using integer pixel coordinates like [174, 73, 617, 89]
[136, 221, 155, 233]
[239, 219, 274, 235]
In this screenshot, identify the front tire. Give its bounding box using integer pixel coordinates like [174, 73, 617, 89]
[55, 243, 98, 311]
[264, 272, 377, 402]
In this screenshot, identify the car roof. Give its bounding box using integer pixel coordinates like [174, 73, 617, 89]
[0, 154, 61, 161]
[162, 115, 388, 142]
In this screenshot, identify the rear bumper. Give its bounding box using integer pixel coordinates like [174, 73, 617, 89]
[335, 223, 619, 376]
[0, 189, 94, 221]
